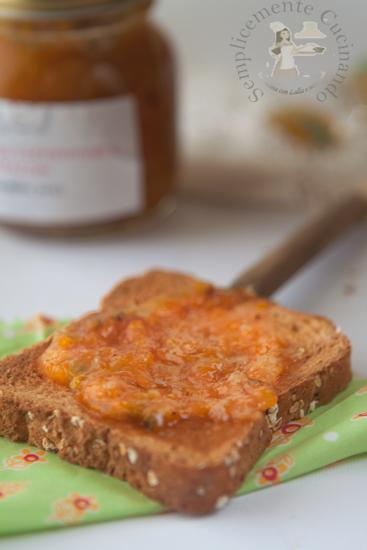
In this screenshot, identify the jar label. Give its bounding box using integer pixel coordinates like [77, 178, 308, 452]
[0, 97, 143, 225]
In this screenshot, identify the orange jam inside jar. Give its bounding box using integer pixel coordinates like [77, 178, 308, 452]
[0, 0, 176, 235]
[39, 287, 285, 429]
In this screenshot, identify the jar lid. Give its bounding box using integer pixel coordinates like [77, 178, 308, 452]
[0, 0, 151, 17]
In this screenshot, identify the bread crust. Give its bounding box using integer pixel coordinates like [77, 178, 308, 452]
[0, 271, 352, 514]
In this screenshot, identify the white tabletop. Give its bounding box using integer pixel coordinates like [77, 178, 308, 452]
[2, 198, 367, 550]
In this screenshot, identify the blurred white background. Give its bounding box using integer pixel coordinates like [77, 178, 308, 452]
[154, 0, 367, 108]
[153, 0, 367, 206]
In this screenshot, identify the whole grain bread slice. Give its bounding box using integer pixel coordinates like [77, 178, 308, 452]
[0, 271, 351, 514]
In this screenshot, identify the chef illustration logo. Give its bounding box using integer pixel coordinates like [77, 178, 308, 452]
[269, 21, 326, 79]
[230, 2, 353, 103]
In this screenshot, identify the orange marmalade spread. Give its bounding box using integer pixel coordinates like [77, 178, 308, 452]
[39, 286, 288, 428]
[0, 0, 175, 235]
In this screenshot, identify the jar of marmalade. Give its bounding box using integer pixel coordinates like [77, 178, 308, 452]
[0, 0, 176, 234]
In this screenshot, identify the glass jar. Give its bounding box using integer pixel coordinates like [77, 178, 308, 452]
[0, 0, 176, 235]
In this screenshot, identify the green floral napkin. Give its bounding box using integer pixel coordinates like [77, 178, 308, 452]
[0, 321, 366, 536]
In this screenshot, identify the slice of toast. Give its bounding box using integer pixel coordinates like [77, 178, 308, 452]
[0, 271, 351, 514]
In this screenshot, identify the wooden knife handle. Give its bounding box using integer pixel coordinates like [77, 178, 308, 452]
[232, 195, 367, 297]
